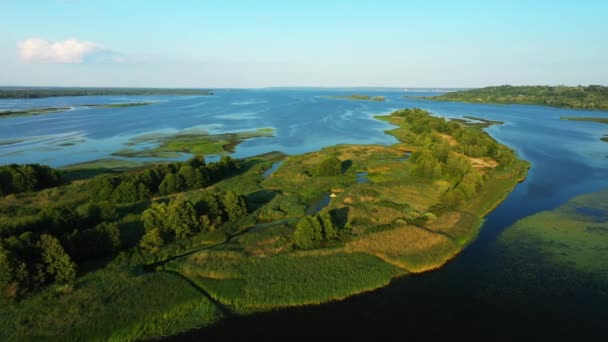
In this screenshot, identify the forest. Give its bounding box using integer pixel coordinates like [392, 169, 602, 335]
[424, 85, 608, 110]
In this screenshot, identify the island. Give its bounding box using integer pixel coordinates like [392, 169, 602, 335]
[420, 85, 608, 111]
[0, 108, 528, 341]
[0, 87, 213, 99]
[330, 94, 386, 101]
[0, 102, 156, 118]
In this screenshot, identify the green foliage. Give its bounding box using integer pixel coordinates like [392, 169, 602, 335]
[427, 85, 608, 111]
[221, 191, 248, 222]
[37, 234, 76, 284]
[0, 164, 61, 196]
[159, 173, 186, 195]
[293, 212, 339, 249]
[316, 155, 342, 176]
[178, 252, 399, 309]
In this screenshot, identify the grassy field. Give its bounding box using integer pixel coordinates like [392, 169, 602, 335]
[0, 267, 222, 341]
[169, 251, 401, 311]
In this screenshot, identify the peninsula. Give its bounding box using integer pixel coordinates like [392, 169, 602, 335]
[0, 108, 528, 341]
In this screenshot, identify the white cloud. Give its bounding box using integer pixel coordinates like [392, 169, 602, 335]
[17, 38, 120, 63]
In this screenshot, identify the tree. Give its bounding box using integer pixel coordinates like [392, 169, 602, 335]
[221, 191, 247, 221]
[318, 212, 338, 239]
[37, 234, 76, 284]
[293, 216, 323, 249]
[158, 173, 186, 195]
[167, 200, 200, 239]
[95, 221, 121, 251]
[139, 228, 164, 253]
[316, 155, 342, 176]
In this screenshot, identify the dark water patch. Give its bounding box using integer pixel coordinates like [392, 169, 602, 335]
[307, 193, 331, 215]
[262, 161, 283, 178]
[356, 171, 369, 183]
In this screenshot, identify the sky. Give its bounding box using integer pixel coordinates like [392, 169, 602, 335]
[1, 0, 607, 88]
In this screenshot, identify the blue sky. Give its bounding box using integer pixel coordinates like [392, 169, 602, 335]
[1, 0, 606, 88]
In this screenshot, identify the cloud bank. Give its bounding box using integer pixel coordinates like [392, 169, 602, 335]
[17, 38, 121, 63]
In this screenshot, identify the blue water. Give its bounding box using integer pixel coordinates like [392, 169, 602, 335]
[2, 89, 608, 339]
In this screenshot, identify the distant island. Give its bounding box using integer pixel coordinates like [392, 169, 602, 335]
[420, 85, 608, 111]
[0, 87, 213, 99]
[0, 102, 156, 118]
[330, 94, 386, 101]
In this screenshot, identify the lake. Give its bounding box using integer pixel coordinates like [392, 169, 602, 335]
[2, 89, 608, 339]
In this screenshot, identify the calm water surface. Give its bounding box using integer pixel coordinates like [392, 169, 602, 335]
[2, 90, 608, 339]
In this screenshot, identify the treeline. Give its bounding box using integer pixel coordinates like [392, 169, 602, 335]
[425, 85, 608, 111]
[140, 192, 247, 252]
[87, 155, 239, 203]
[0, 164, 62, 196]
[0, 87, 212, 99]
[393, 108, 515, 207]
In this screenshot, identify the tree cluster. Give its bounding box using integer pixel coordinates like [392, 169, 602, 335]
[0, 164, 61, 196]
[139, 191, 247, 252]
[1, 233, 75, 302]
[316, 155, 342, 177]
[293, 212, 339, 249]
[87, 155, 239, 204]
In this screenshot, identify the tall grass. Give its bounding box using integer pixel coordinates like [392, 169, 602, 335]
[0, 268, 222, 341]
[171, 251, 401, 311]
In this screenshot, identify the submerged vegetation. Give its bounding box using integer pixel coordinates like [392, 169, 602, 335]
[0, 87, 212, 99]
[0, 108, 528, 340]
[113, 128, 275, 158]
[500, 189, 608, 278]
[330, 94, 385, 101]
[424, 85, 608, 110]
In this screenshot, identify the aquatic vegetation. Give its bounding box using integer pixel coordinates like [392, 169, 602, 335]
[330, 94, 386, 101]
[500, 189, 608, 277]
[113, 128, 275, 158]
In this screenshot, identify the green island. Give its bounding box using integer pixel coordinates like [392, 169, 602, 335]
[330, 94, 386, 101]
[0, 102, 155, 118]
[0, 107, 72, 117]
[113, 127, 275, 159]
[422, 85, 608, 111]
[561, 116, 608, 142]
[0, 108, 528, 340]
[0, 87, 212, 99]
